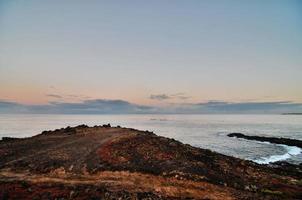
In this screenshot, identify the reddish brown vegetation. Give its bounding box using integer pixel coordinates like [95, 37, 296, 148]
[0, 125, 301, 199]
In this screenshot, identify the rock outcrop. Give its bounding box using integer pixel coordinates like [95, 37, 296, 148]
[228, 132, 302, 148]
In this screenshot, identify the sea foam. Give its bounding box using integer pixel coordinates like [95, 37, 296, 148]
[253, 144, 302, 164]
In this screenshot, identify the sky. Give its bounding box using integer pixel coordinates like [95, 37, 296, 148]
[0, 0, 302, 114]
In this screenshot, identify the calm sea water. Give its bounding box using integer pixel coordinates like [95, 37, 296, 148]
[0, 114, 301, 164]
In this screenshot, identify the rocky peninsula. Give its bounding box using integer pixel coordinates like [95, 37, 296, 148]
[0, 125, 301, 199]
[228, 133, 302, 148]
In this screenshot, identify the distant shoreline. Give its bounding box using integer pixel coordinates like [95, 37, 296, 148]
[282, 113, 302, 115]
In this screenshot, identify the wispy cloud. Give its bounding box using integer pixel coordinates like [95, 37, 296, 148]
[47, 99, 154, 114]
[0, 99, 154, 114]
[150, 94, 171, 101]
[0, 100, 28, 113]
[170, 93, 191, 100]
[46, 94, 62, 98]
[187, 101, 302, 114]
[0, 99, 301, 114]
[150, 93, 191, 101]
[46, 93, 93, 102]
[66, 94, 92, 99]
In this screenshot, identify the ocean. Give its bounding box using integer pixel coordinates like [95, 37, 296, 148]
[0, 114, 301, 165]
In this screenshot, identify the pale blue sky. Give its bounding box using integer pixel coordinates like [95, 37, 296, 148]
[0, 0, 301, 107]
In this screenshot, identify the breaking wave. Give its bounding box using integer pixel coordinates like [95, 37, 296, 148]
[253, 144, 302, 164]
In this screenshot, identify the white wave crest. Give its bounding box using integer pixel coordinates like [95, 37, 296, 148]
[253, 144, 302, 164]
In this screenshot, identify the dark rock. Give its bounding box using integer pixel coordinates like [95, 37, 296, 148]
[64, 126, 76, 135]
[103, 123, 111, 128]
[76, 124, 88, 129]
[1, 137, 20, 141]
[228, 133, 302, 148]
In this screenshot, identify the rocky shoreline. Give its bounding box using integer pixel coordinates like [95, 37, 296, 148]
[0, 125, 301, 199]
[227, 132, 302, 148]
